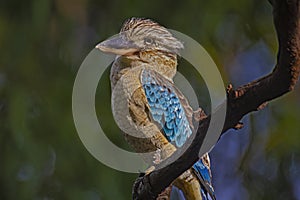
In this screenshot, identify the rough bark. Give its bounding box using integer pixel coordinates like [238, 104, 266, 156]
[132, 0, 300, 199]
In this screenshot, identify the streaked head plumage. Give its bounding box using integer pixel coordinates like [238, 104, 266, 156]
[120, 17, 183, 54]
[96, 17, 183, 56]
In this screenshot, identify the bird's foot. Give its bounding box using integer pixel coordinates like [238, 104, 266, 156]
[156, 185, 172, 200]
[153, 149, 162, 164]
[145, 166, 155, 175]
[193, 108, 206, 122]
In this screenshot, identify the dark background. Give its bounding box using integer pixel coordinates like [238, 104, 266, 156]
[1, 0, 300, 199]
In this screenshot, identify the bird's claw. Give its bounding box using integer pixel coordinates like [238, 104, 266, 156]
[153, 149, 162, 164]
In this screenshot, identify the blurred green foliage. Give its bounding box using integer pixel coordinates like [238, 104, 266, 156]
[0, 0, 299, 199]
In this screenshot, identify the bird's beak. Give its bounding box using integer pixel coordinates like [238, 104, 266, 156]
[95, 34, 139, 55]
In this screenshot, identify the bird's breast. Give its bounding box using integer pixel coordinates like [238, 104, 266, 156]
[110, 66, 177, 161]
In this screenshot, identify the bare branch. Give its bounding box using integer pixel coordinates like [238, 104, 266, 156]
[132, 0, 300, 199]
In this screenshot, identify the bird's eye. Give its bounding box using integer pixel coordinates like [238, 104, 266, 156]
[144, 37, 154, 45]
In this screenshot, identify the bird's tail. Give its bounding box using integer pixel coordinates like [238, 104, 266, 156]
[172, 154, 216, 200]
[192, 155, 216, 200]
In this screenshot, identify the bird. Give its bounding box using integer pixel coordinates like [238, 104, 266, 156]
[96, 17, 215, 200]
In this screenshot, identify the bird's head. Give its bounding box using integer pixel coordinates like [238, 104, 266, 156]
[96, 17, 183, 58]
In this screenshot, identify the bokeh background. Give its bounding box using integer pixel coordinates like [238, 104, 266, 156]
[1, 0, 300, 199]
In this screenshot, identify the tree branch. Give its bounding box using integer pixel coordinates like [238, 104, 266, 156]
[132, 0, 300, 199]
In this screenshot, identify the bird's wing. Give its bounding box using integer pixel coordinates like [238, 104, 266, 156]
[140, 69, 216, 200]
[140, 69, 193, 148]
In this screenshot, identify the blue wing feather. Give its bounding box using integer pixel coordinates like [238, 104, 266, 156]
[141, 69, 215, 199]
[193, 160, 211, 184]
[193, 160, 216, 200]
[141, 69, 192, 147]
